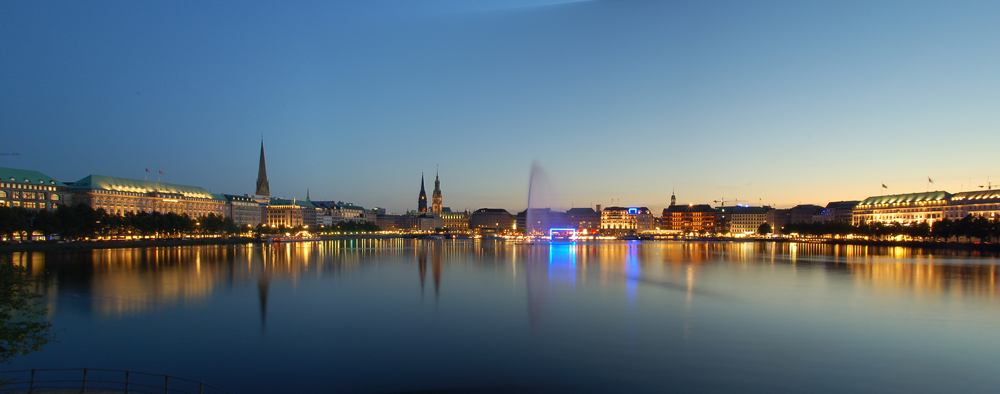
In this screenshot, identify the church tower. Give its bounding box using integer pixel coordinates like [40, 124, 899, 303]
[670, 189, 676, 207]
[255, 140, 270, 196]
[418, 173, 428, 213]
[432, 168, 442, 216]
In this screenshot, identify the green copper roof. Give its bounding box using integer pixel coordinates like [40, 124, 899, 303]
[952, 190, 1000, 202]
[0, 167, 66, 186]
[69, 174, 220, 200]
[860, 191, 951, 205]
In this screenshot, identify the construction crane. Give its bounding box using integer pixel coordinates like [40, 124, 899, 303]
[980, 177, 993, 190]
[713, 198, 747, 207]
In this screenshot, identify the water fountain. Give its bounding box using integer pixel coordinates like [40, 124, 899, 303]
[525, 162, 558, 242]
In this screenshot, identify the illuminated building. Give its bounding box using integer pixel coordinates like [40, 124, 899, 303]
[469, 208, 516, 233]
[717, 205, 770, 234]
[440, 208, 470, 231]
[69, 174, 225, 218]
[255, 140, 270, 196]
[853, 190, 1000, 225]
[600, 206, 655, 233]
[662, 204, 716, 233]
[948, 190, 1000, 219]
[432, 170, 442, 216]
[0, 167, 70, 211]
[265, 199, 304, 227]
[224, 194, 265, 227]
[852, 192, 950, 226]
[417, 173, 428, 213]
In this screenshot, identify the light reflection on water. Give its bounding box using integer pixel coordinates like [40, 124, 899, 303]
[5, 240, 1000, 394]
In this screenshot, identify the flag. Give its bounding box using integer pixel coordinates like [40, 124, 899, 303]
[882, 183, 888, 189]
[158, 170, 163, 175]
[145, 168, 150, 173]
[928, 177, 933, 183]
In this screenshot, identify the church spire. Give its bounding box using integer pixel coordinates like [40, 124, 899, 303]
[670, 188, 676, 206]
[418, 173, 428, 213]
[255, 139, 270, 196]
[432, 166, 442, 216]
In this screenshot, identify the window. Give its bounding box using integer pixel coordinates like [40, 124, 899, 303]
[12, 191, 20, 199]
[51, 194, 60, 201]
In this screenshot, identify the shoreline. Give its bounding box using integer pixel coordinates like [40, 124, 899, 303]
[1, 235, 997, 253]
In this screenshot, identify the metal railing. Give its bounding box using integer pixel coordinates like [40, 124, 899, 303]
[0, 368, 230, 394]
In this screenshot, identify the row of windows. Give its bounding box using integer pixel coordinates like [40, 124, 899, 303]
[0, 200, 51, 209]
[0, 191, 61, 200]
[1, 183, 57, 191]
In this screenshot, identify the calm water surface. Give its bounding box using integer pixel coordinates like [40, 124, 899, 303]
[6, 240, 1000, 393]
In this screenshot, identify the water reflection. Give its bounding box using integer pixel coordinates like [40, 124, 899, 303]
[5, 240, 1000, 394]
[5, 240, 999, 321]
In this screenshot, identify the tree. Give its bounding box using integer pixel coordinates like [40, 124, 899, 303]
[0, 260, 53, 365]
[756, 223, 772, 235]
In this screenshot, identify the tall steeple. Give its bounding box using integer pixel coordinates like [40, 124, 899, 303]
[418, 173, 428, 213]
[670, 189, 676, 207]
[432, 167, 442, 216]
[255, 139, 270, 196]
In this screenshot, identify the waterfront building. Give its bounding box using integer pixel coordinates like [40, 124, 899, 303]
[417, 174, 428, 213]
[440, 208, 470, 231]
[313, 201, 370, 223]
[766, 208, 791, 234]
[469, 208, 516, 233]
[0, 167, 70, 211]
[600, 206, 655, 233]
[565, 207, 600, 231]
[662, 204, 716, 234]
[256, 140, 270, 197]
[296, 200, 322, 229]
[376, 214, 400, 231]
[949, 190, 1000, 219]
[69, 174, 226, 218]
[823, 201, 860, 222]
[432, 170, 442, 216]
[397, 214, 444, 231]
[853, 190, 1000, 226]
[851, 192, 950, 226]
[717, 205, 770, 235]
[224, 194, 265, 227]
[790, 204, 825, 224]
[517, 208, 568, 235]
[266, 199, 304, 228]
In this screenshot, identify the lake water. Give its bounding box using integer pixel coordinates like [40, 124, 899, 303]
[5, 240, 1000, 393]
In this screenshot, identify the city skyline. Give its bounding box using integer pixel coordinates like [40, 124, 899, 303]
[3, 1, 999, 215]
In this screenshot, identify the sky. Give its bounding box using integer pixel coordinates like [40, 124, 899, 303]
[2, 0, 999, 215]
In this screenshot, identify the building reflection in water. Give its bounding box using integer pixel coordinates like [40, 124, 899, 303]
[414, 241, 443, 302]
[4, 240, 998, 325]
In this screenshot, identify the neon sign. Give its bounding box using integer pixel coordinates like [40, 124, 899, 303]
[628, 207, 638, 214]
[548, 228, 576, 240]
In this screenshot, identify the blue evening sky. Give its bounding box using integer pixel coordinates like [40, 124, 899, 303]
[2, 0, 998, 214]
